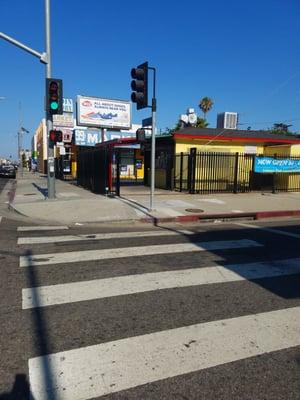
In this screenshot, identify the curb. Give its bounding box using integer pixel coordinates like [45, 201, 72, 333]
[140, 210, 300, 224]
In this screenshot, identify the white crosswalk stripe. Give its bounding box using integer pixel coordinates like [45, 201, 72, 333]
[17, 229, 194, 245]
[22, 258, 300, 309]
[29, 307, 300, 400]
[17, 224, 300, 399]
[17, 225, 69, 231]
[19, 239, 262, 267]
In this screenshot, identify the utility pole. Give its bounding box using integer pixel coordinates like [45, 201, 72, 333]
[18, 101, 23, 178]
[149, 67, 156, 212]
[45, 0, 55, 198]
[0, 0, 56, 198]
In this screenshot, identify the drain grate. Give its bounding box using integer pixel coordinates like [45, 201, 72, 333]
[23, 193, 37, 196]
[185, 208, 204, 213]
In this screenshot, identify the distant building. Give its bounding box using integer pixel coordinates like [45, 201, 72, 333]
[217, 112, 238, 130]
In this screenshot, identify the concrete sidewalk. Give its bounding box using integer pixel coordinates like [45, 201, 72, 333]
[9, 171, 300, 224]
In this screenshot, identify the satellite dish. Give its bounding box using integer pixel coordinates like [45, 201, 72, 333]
[180, 114, 188, 124]
[188, 113, 197, 125]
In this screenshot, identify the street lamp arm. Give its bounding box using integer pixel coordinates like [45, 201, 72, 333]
[0, 31, 47, 63]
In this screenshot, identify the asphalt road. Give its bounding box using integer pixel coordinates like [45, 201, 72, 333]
[0, 207, 299, 399]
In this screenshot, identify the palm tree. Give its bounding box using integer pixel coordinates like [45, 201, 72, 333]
[199, 97, 214, 119]
[196, 117, 209, 128]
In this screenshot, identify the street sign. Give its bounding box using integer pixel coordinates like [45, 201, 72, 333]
[142, 117, 152, 127]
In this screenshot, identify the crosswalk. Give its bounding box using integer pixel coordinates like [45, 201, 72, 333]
[16, 223, 300, 399]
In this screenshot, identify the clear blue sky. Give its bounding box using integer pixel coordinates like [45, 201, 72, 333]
[0, 0, 300, 158]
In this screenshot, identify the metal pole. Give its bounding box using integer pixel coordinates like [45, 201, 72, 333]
[149, 67, 156, 211]
[45, 0, 55, 198]
[18, 101, 23, 178]
[150, 98, 156, 211]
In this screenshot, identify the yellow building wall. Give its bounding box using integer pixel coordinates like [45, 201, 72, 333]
[71, 145, 77, 179]
[263, 145, 300, 190]
[135, 149, 144, 180]
[290, 144, 300, 156]
[263, 145, 291, 157]
[174, 139, 264, 154]
[72, 161, 77, 179]
[174, 139, 265, 192]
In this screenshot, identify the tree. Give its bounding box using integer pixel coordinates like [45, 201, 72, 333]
[269, 123, 294, 135]
[199, 97, 214, 119]
[196, 117, 209, 128]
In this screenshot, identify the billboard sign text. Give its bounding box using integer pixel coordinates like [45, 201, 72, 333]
[77, 96, 131, 129]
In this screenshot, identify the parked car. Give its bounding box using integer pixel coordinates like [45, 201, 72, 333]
[0, 164, 16, 179]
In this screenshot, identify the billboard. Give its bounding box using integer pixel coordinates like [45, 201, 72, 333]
[254, 157, 300, 173]
[77, 96, 131, 129]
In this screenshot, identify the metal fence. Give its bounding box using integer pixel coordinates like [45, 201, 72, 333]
[77, 147, 109, 194]
[174, 150, 300, 194]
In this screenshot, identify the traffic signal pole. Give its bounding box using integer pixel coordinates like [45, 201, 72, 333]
[131, 62, 156, 211]
[45, 0, 55, 199]
[149, 67, 156, 211]
[0, 0, 55, 199]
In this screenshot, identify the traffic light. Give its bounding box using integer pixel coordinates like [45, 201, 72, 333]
[46, 78, 63, 114]
[49, 130, 63, 147]
[136, 128, 146, 142]
[131, 62, 148, 110]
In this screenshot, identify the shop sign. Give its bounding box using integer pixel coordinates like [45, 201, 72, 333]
[74, 129, 101, 146]
[254, 156, 300, 173]
[53, 112, 74, 128]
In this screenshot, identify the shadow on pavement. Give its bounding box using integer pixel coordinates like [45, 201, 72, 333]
[0, 374, 33, 400]
[21, 250, 58, 400]
[154, 222, 300, 300]
[32, 183, 48, 198]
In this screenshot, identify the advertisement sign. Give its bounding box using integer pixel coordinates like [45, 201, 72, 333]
[254, 157, 300, 173]
[53, 113, 74, 128]
[62, 129, 73, 143]
[63, 98, 73, 113]
[74, 129, 101, 146]
[77, 96, 131, 129]
[105, 131, 135, 140]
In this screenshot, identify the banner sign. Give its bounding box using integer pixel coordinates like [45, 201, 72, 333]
[74, 129, 101, 146]
[77, 96, 131, 129]
[254, 157, 300, 173]
[53, 113, 74, 128]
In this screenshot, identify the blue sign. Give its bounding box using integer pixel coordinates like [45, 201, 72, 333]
[254, 157, 300, 173]
[74, 130, 101, 146]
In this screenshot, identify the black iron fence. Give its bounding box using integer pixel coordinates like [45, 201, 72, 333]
[174, 150, 300, 194]
[77, 147, 109, 194]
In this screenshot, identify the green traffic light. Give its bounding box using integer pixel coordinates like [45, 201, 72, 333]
[50, 101, 59, 110]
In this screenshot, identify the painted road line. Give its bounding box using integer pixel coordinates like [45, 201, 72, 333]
[236, 222, 300, 239]
[29, 306, 300, 400]
[22, 257, 300, 309]
[19, 239, 262, 267]
[17, 229, 194, 245]
[17, 225, 69, 232]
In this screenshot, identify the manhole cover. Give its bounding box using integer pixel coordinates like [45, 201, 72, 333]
[185, 208, 204, 213]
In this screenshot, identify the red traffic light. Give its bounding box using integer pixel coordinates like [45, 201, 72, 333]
[49, 130, 63, 144]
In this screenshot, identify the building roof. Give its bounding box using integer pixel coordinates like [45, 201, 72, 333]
[173, 127, 300, 144]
